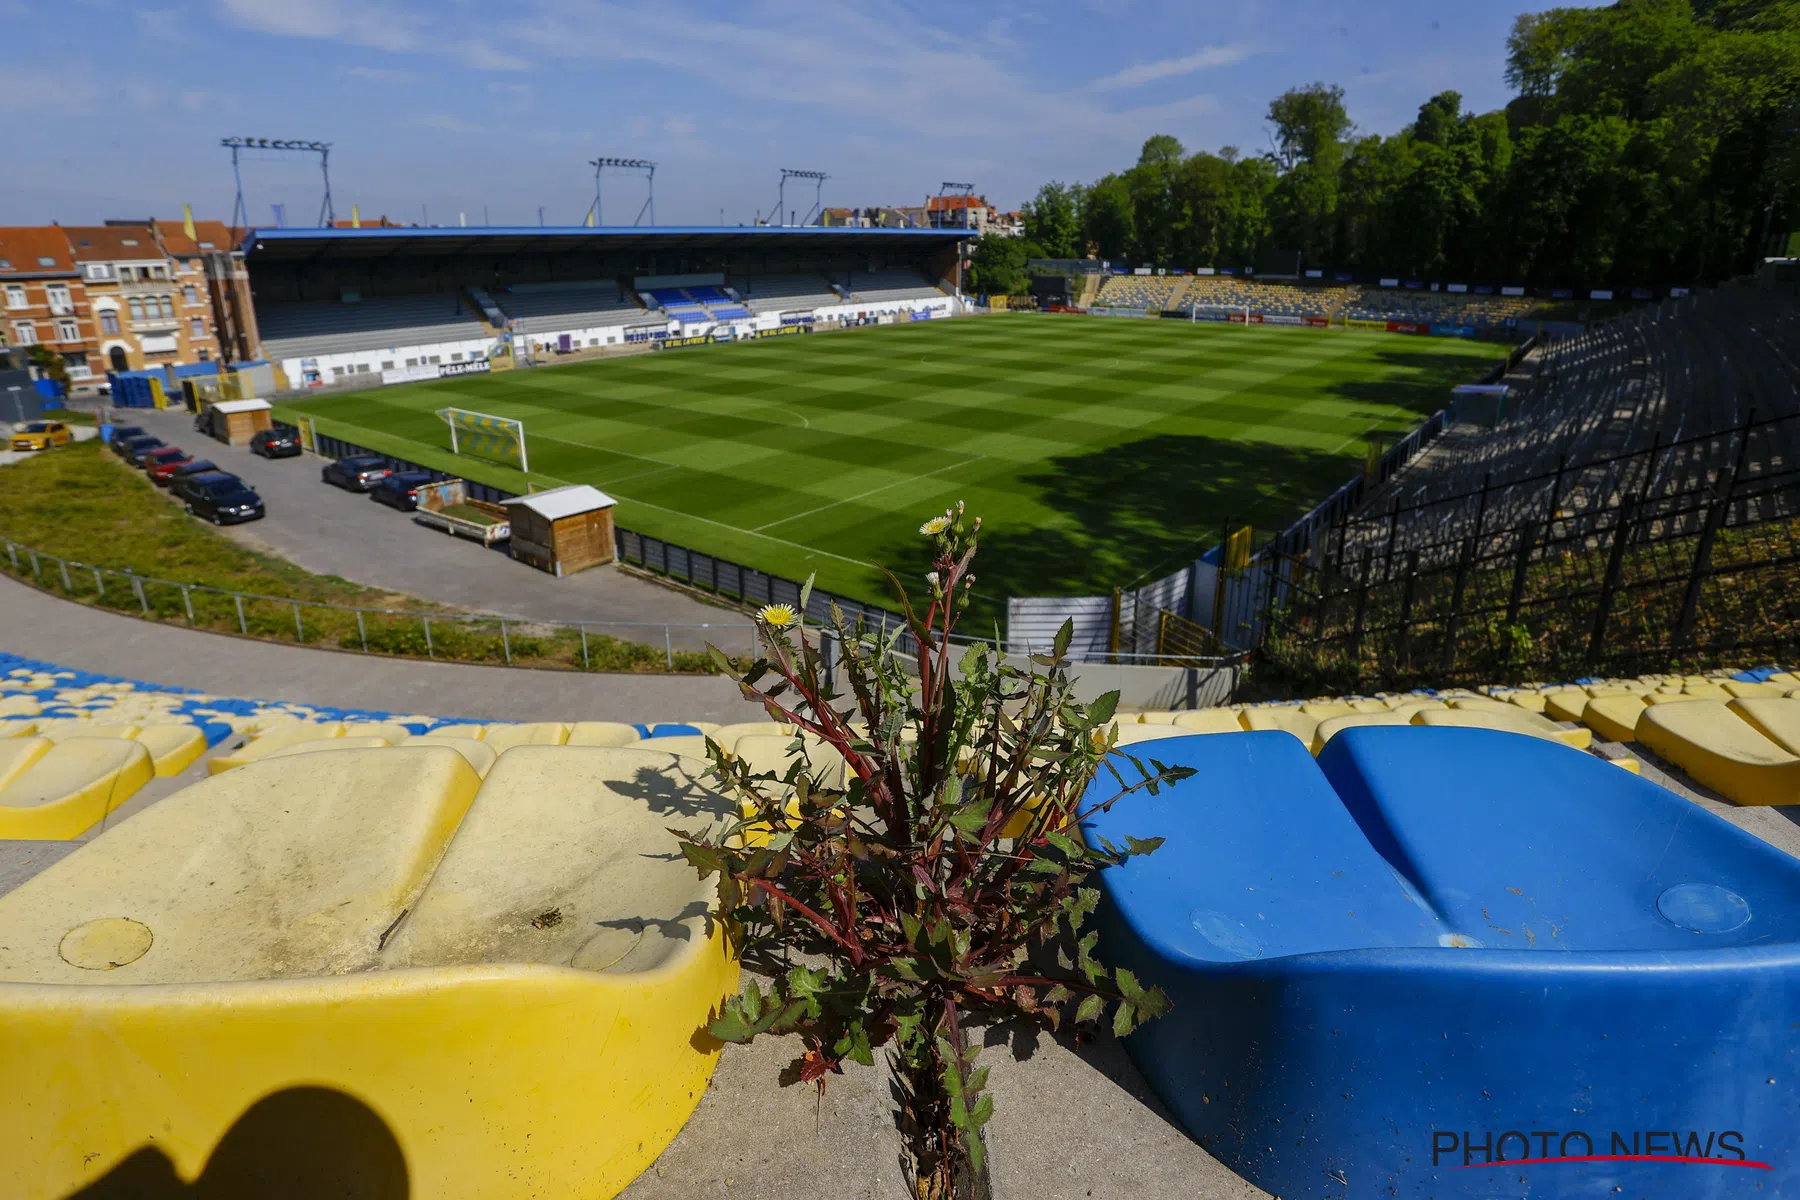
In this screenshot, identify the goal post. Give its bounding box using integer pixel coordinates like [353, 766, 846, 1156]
[437, 407, 528, 472]
[1188, 303, 1251, 324]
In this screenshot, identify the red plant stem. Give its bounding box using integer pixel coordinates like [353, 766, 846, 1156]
[749, 878, 864, 963]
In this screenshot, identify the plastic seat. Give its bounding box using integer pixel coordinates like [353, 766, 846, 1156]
[1171, 709, 1244, 734]
[1730, 698, 1800, 755]
[398, 735, 499, 776]
[1505, 693, 1549, 713]
[1239, 707, 1319, 744]
[37, 721, 141, 743]
[704, 721, 796, 749]
[481, 722, 569, 752]
[340, 721, 414, 742]
[1084, 725, 1800, 1199]
[422, 722, 487, 740]
[1637, 700, 1800, 806]
[0, 738, 155, 839]
[0, 746, 739, 1199]
[1311, 712, 1411, 754]
[1724, 681, 1784, 699]
[259, 736, 398, 763]
[207, 722, 346, 774]
[565, 721, 643, 747]
[1543, 691, 1589, 723]
[638, 734, 712, 760]
[1582, 693, 1646, 743]
[0, 737, 51, 791]
[1298, 701, 1356, 720]
[1112, 723, 1193, 747]
[1413, 706, 1591, 749]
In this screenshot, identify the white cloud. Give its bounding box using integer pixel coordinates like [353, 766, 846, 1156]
[216, 0, 527, 68]
[344, 64, 420, 82]
[1085, 44, 1250, 92]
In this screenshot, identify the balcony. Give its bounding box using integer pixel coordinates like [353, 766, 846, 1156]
[113, 276, 176, 294]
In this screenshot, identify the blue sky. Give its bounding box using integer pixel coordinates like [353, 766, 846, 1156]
[3, 0, 1606, 228]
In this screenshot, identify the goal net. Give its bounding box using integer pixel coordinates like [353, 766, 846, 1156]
[1185, 303, 1251, 324]
[438, 408, 528, 472]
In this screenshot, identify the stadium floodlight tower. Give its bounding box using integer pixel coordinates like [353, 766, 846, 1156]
[221, 137, 334, 229]
[587, 157, 657, 226]
[775, 169, 829, 226]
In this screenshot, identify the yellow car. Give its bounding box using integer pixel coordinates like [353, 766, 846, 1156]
[10, 421, 72, 451]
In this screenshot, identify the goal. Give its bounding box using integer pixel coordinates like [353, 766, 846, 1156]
[438, 407, 529, 472]
[1186, 303, 1251, 324]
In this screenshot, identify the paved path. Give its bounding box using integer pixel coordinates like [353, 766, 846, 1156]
[0, 572, 749, 724]
[126, 407, 752, 652]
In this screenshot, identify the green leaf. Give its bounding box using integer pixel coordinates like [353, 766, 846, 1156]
[1087, 691, 1120, 726]
[1075, 993, 1104, 1023]
[969, 1092, 994, 1129]
[1043, 830, 1084, 860]
[799, 573, 815, 614]
[1124, 835, 1166, 857]
[1113, 995, 1138, 1039]
[1052, 618, 1073, 659]
[946, 796, 993, 834]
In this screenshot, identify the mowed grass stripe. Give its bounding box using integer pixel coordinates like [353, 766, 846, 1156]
[276, 315, 1505, 610]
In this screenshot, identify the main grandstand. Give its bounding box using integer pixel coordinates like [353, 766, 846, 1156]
[1092, 273, 1541, 328]
[244, 225, 969, 387]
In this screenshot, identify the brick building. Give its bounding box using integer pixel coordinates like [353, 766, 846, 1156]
[0, 227, 96, 386]
[62, 224, 223, 375]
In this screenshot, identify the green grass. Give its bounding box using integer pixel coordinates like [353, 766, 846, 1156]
[275, 314, 1508, 612]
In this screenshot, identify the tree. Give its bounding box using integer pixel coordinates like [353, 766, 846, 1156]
[1265, 85, 1352, 265]
[964, 236, 1044, 296]
[25, 345, 70, 392]
[1021, 183, 1081, 259]
[1080, 174, 1135, 260]
[676, 508, 1187, 1198]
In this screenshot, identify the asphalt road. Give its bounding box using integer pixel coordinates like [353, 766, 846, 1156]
[125, 406, 754, 653]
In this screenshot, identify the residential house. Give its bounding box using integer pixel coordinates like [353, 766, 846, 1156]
[925, 195, 996, 233]
[63, 224, 212, 374]
[152, 218, 258, 363]
[0, 227, 96, 387]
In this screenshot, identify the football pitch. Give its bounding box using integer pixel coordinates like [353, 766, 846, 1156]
[274, 314, 1508, 612]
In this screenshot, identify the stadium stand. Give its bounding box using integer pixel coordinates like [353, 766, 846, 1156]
[256, 294, 487, 361]
[845, 269, 947, 304]
[1172, 277, 1348, 318]
[1092, 274, 1182, 310]
[1345, 287, 1536, 327]
[643, 288, 714, 324]
[489, 280, 644, 336]
[735, 273, 841, 314]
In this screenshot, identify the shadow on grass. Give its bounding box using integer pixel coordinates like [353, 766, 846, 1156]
[1323, 345, 1510, 417]
[872, 433, 1354, 614]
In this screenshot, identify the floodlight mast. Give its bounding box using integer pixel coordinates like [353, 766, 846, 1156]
[220, 137, 334, 229]
[587, 157, 657, 226]
[774, 169, 829, 226]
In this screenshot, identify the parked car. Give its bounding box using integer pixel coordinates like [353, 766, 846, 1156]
[321, 454, 393, 492]
[120, 435, 166, 466]
[142, 446, 194, 485]
[11, 421, 73, 452]
[171, 471, 265, 525]
[169, 458, 220, 481]
[369, 470, 436, 512]
[251, 428, 302, 459]
[106, 425, 147, 453]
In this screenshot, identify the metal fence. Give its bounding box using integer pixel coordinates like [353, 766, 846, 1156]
[1257, 411, 1800, 686]
[0, 536, 758, 671]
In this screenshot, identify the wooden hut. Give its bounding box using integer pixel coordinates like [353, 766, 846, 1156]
[206, 398, 274, 446]
[501, 485, 617, 577]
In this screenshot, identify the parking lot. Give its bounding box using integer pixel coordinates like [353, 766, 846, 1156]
[121, 407, 753, 652]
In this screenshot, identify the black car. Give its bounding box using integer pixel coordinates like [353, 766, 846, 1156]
[170, 458, 220, 480]
[369, 470, 436, 512]
[120, 435, 166, 465]
[107, 425, 147, 453]
[171, 471, 265, 525]
[321, 454, 393, 492]
[251, 428, 302, 459]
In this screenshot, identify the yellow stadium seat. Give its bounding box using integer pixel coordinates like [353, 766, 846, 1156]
[133, 724, 208, 777]
[1727, 698, 1800, 756]
[1112, 723, 1194, 747]
[704, 721, 797, 749]
[1611, 756, 1642, 774]
[1299, 702, 1356, 720]
[1132, 711, 1182, 725]
[565, 721, 644, 747]
[1769, 672, 1798, 687]
[1311, 712, 1412, 754]
[0, 738, 154, 839]
[733, 733, 847, 789]
[1506, 693, 1550, 713]
[0, 719, 39, 738]
[0, 696, 41, 718]
[1582, 694, 1647, 743]
[1637, 700, 1800, 807]
[1171, 709, 1245, 734]
[481, 722, 570, 753]
[1240, 707, 1320, 744]
[398, 735, 499, 777]
[205, 722, 346, 775]
[340, 721, 415, 742]
[639, 734, 712, 760]
[36, 722, 141, 743]
[0, 737, 52, 791]
[422, 723, 487, 740]
[1682, 684, 1733, 702]
[1543, 692, 1590, 723]
[1724, 681, 1784, 699]
[1413, 708, 1590, 750]
[259, 736, 398, 763]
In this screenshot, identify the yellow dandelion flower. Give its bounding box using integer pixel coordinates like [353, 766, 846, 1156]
[919, 516, 951, 537]
[758, 603, 799, 629]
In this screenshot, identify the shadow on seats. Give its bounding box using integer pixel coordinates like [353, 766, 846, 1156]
[65, 1086, 407, 1200]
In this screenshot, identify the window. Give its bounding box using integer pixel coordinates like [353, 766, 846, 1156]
[404, 357, 417, 367]
[198, 241, 215, 250]
[381, 360, 395, 370]
[451, 352, 464, 361]
[84, 263, 111, 281]
[64, 352, 89, 379]
[189, 317, 204, 338]
[159, 296, 174, 319]
[35, 256, 55, 268]
[356, 363, 371, 374]
[331, 366, 345, 378]
[0, 258, 10, 269]
[428, 355, 441, 364]
[99, 310, 120, 335]
[46, 284, 70, 309]
[182, 285, 198, 304]
[57, 320, 78, 342]
[11, 322, 36, 345]
[197, 348, 210, 362]
[127, 297, 145, 321]
[119, 238, 139, 247]
[150, 264, 166, 279]
[3, 285, 23, 309]
[117, 266, 135, 282]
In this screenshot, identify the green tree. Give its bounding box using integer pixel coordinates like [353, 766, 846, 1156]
[1021, 182, 1082, 259]
[1265, 84, 1351, 265]
[964, 236, 1044, 296]
[25, 345, 70, 392]
[1081, 174, 1136, 260]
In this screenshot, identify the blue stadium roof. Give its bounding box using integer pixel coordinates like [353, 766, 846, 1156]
[245, 224, 975, 261]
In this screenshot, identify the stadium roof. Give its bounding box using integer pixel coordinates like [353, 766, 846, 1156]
[245, 224, 976, 261]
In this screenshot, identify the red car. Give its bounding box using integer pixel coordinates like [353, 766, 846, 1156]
[144, 446, 194, 485]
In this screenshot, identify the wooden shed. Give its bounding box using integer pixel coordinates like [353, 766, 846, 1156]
[501, 485, 617, 577]
[207, 398, 274, 446]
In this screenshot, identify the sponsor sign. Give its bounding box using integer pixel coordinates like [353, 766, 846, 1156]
[1501, 286, 1525, 297]
[1196, 267, 1216, 275]
[1226, 311, 1248, 324]
[1447, 283, 1469, 294]
[1430, 323, 1476, 339]
[1404, 280, 1424, 290]
[1591, 289, 1615, 300]
[1261, 313, 1303, 326]
[1335, 272, 1354, 282]
[657, 333, 718, 350]
[1631, 288, 1653, 301]
[1221, 267, 1238, 275]
[754, 325, 807, 339]
[909, 309, 934, 321]
[1133, 267, 1152, 275]
[438, 358, 492, 378]
[1347, 318, 1389, 331]
[1303, 316, 1332, 328]
[1305, 269, 1323, 278]
[1388, 321, 1430, 335]
[780, 313, 816, 326]
[1190, 309, 1230, 322]
[1379, 278, 1400, 288]
[1551, 288, 1574, 299]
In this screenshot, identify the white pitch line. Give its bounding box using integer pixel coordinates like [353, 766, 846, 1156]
[754, 458, 984, 533]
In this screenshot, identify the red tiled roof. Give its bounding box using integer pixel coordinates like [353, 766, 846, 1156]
[0, 227, 76, 275]
[926, 195, 991, 211]
[154, 219, 242, 255]
[61, 226, 166, 262]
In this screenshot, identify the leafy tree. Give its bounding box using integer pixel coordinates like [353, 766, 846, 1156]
[25, 345, 70, 391]
[676, 509, 1188, 1197]
[1021, 182, 1082, 259]
[965, 236, 1044, 296]
[1081, 174, 1135, 260]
